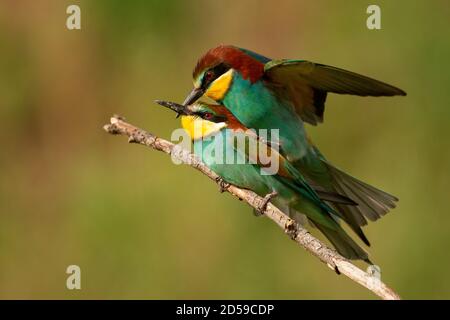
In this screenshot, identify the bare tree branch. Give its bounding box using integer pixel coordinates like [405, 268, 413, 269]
[103, 115, 401, 300]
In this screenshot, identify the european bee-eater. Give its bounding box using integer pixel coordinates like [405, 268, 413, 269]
[156, 100, 371, 262]
[182, 45, 406, 246]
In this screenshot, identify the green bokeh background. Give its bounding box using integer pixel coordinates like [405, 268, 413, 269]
[0, 0, 449, 299]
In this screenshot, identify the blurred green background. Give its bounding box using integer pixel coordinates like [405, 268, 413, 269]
[0, 0, 449, 299]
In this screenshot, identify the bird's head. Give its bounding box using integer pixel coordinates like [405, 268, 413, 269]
[156, 100, 243, 140]
[183, 45, 267, 106]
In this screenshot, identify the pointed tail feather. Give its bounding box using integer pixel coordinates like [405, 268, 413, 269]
[286, 186, 371, 262]
[311, 220, 371, 263]
[307, 175, 371, 246]
[324, 161, 398, 223]
[332, 203, 371, 246]
[315, 190, 358, 206]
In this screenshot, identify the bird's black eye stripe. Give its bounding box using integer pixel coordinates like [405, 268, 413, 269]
[196, 112, 227, 123]
[202, 63, 230, 88]
[212, 63, 230, 77]
[211, 114, 227, 123]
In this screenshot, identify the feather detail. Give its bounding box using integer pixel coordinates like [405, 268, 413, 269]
[193, 45, 264, 83]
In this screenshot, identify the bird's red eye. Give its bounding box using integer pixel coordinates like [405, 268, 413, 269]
[205, 70, 214, 81]
[203, 112, 213, 120]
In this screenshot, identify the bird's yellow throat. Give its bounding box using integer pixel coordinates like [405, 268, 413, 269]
[204, 69, 234, 101]
[181, 116, 226, 141]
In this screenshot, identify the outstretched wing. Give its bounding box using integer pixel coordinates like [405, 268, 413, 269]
[264, 59, 406, 125]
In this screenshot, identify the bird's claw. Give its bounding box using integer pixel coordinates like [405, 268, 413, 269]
[334, 266, 341, 275]
[256, 191, 278, 215]
[252, 208, 262, 217]
[216, 177, 229, 193]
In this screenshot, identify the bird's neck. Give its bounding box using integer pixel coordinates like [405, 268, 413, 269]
[181, 116, 227, 141]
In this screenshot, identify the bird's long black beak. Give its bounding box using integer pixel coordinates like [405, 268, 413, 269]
[182, 87, 204, 106]
[155, 100, 192, 117]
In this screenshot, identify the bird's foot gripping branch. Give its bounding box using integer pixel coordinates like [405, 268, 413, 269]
[103, 115, 401, 300]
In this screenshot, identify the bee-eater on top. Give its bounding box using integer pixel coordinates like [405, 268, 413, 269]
[156, 100, 371, 262]
[182, 45, 406, 247]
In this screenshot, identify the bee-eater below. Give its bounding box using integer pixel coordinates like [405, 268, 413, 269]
[156, 100, 371, 262]
[182, 45, 406, 247]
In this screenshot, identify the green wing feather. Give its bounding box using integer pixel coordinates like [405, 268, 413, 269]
[264, 59, 406, 125]
[230, 131, 341, 229]
[230, 131, 322, 200]
[231, 131, 370, 260]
